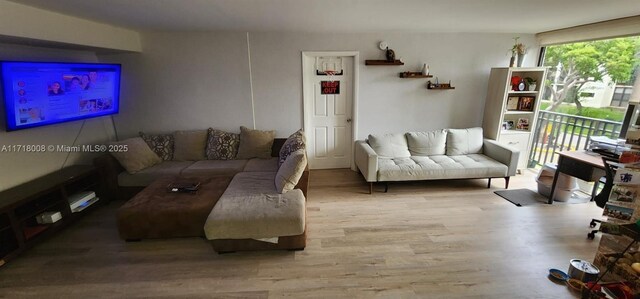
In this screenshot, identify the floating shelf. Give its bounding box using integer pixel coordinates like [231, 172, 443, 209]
[508, 90, 537, 94]
[365, 60, 404, 66]
[399, 72, 433, 78]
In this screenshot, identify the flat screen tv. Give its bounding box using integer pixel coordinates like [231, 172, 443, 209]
[1, 61, 121, 131]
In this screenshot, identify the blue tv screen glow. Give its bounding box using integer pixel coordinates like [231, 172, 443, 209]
[1, 61, 121, 131]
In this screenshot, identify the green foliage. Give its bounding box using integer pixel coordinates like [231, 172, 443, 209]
[539, 102, 625, 121]
[544, 37, 639, 83]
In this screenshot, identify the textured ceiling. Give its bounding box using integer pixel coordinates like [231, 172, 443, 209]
[12, 0, 640, 33]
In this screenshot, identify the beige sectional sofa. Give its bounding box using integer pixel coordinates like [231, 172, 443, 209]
[96, 128, 309, 252]
[355, 127, 520, 193]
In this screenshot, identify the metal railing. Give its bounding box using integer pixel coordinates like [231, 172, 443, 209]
[528, 110, 623, 167]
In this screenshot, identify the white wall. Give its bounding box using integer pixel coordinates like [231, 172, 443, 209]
[0, 43, 116, 192]
[100, 31, 538, 139]
[0, 0, 141, 52]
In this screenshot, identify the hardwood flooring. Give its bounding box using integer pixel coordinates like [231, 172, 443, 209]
[0, 169, 603, 298]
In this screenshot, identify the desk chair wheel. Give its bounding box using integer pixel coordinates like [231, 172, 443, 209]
[590, 220, 597, 228]
[587, 231, 596, 240]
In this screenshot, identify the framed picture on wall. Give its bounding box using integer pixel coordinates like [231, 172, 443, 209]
[506, 97, 519, 110]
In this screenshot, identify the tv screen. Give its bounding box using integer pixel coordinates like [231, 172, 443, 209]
[1, 61, 121, 131]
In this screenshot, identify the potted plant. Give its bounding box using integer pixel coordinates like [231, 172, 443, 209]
[512, 37, 526, 67]
[524, 77, 537, 91]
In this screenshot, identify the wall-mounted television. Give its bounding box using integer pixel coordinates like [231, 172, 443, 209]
[1, 61, 121, 131]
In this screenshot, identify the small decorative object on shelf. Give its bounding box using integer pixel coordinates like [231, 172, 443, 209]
[516, 118, 529, 130]
[422, 63, 430, 76]
[427, 79, 455, 90]
[399, 71, 432, 78]
[511, 37, 527, 67]
[524, 77, 537, 91]
[510, 75, 522, 91]
[385, 47, 396, 62]
[517, 96, 534, 111]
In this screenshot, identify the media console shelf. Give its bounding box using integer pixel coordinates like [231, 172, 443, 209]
[0, 165, 105, 267]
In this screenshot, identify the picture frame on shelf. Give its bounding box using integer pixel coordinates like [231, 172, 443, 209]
[517, 96, 534, 111]
[506, 97, 519, 110]
[502, 121, 514, 131]
[516, 118, 529, 130]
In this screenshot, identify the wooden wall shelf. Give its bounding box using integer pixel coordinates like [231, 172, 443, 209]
[427, 81, 455, 90]
[365, 60, 404, 66]
[399, 72, 433, 78]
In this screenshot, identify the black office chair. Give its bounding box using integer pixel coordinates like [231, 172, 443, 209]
[588, 156, 620, 239]
[595, 156, 619, 208]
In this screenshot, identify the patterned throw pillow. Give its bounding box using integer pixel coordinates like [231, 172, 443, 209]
[206, 128, 240, 160]
[279, 129, 306, 167]
[139, 132, 174, 161]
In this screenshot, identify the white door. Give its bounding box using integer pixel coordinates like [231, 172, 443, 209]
[303, 54, 356, 169]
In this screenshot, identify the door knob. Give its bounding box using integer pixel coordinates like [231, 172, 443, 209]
[347, 118, 352, 123]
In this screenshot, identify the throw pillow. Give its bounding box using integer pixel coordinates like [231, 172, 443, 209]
[446, 127, 484, 156]
[367, 133, 411, 158]
[279, 129, 306, 167]
[205, 128, 240, 160]
[275, 149, 307, 193]
[109, 137, 162, 174]
[173, 130, 207, 161]
[236, 126, 275, 159]
[406, 129, 447, 156]
[139, 132, 174, 160]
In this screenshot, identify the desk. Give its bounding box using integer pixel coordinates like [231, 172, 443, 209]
[549, 151, 606, 204]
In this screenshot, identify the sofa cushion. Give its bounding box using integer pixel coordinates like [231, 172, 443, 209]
[110, 137, 162, 174]
[236, 126, 275, 159]
[204, 172, 305, 240]
[368, 133, 411, 158]
[275, 149, 307, 193]
[279, 129, 306, 167]
[205, 128, 240, 160]
[139, 132, 174, 161]
[173, 130, 207, 161]
[118, 161, 194, 187]
[446, 127, 484, 156]
[244, 157, 279, 172]
[181, 160, 248, 177]
[406, 130, 447, 156]
[377, 154, 508, 182]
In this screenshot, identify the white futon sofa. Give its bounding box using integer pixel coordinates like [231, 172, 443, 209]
[355, 128, 520, 193]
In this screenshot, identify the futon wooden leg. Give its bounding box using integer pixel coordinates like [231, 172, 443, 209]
[287, 247, 305, 251]
[384, 183, 389, 193]
[487, 178, 492, 188]
[125, 238, 141, 242]
[369, 182, 373, 194]
[505, 177, 510, 189]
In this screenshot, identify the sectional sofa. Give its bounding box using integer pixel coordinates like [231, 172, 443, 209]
[95, 127, 309, 252]
[355, 127, 520, 193]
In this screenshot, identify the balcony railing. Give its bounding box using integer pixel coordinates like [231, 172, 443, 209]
[528, 110, 623, 167]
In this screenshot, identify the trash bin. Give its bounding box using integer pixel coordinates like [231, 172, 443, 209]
[536, 163, 578, 202]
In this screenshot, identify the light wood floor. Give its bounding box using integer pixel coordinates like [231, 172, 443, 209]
[0, 169, 603, 298]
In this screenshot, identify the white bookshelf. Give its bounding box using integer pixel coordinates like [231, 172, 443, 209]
[482, 67, 547, 170]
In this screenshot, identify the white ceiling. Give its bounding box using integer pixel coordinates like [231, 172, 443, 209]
[12, 0, 640, 33]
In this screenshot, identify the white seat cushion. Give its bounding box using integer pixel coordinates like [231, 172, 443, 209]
[377, 154, 508, 181]
[117, 161, 194, 187]
[180, 159, 247, 176]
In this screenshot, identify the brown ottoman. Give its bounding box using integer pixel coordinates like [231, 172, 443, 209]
[117, 175, 233, 240]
